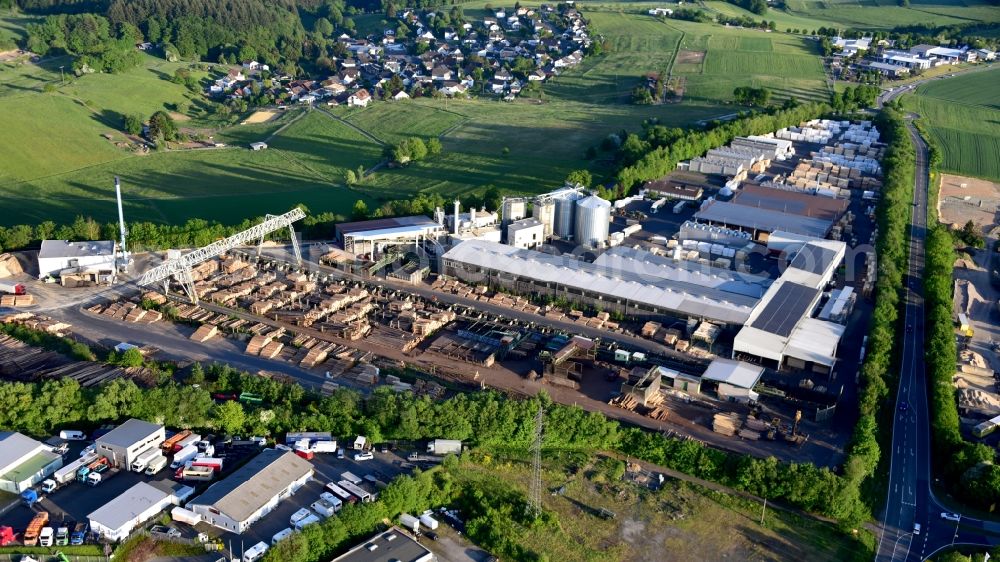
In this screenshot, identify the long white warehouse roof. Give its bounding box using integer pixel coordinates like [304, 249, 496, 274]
[441, 240, 759, 324]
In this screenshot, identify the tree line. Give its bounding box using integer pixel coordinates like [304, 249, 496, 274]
[838, 106, 914, 526]
[25, 13, 144, 73]
[917, 118, 1000, 510]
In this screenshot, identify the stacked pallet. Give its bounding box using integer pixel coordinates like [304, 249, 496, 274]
[190, 325, 218, 342]
[712, 413, 741, 436]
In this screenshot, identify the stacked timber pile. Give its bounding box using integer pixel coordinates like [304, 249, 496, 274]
[738, 428, 761, 440]
[0, 334, 71, 378]
[142, 291, 167, 305]
[2, 313, 71, 335]
[712, 412, 741, 436]
[190, 325, 218, 342]
[301, 343, 335, 368]
[412, 378, 445, 398]
[647, 405, 670, 421]
[0, 253, 23, 277]
[37, 361, 129, 387]
[245, 330, 282, 356]
[609, 393, 640, 411]
[260, 340, 284, 359]
[341, 363, 379, 386]
[0, 294, 34, 307]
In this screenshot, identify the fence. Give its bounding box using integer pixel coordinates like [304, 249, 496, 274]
[0, 555, 109, 562]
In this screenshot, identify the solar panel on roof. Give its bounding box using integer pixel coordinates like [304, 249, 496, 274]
[750, 283, 820, 337]
[790, 244, 837, 276]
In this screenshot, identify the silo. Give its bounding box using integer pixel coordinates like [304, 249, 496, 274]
[501, 198, 527, 227]
[553, 193, 579, 239]
[574, 195, 611, 247]
[532, 199, 555, 238]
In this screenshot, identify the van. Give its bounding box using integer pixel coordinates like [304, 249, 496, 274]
[913, 523, 921, 535]
[271, 528, 294, 546]
[243, 541, 268, 562]
[59, 430, 86, 441]
[289, 508, 312, 526]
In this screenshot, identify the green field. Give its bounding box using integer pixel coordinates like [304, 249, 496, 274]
[703, 0, 1000, 29]
[903, 68, 1000, 182]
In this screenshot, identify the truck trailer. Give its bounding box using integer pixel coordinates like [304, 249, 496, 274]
[427, 439, 463, 455]
[23, 512, 49, 546]
[170, 444, 199, 469]
[0, 281, 26, 295]
[131, 448, 164, 472]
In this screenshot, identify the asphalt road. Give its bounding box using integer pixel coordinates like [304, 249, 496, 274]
[876, 66, 1000, 561]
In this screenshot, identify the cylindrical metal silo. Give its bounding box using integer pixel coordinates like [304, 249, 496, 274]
[553, 194, 577, 238]
[574, 195, 611, 247]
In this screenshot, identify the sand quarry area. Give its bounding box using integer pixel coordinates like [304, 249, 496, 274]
[242, 109, 281, 125]
[939, 173, 1000, 231]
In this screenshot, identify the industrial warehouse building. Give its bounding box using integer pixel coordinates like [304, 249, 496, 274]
[331, 527, 433, 562]
[441, 239, 763, 326]
[37, 239, 117, 283]
[729, 185, 849, 222]
[335, 216, 444, 255]
[187, 449, 313, 534]
[0, 432, 63, 493]
[95, 418, 165, 469]
[88, 480, 193, 542]
[694, 200, 835, 239]
[702, 358, 765, 403]
[732, 240, 848, 374]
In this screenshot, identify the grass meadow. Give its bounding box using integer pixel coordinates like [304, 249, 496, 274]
[903, 68, 1000, 182]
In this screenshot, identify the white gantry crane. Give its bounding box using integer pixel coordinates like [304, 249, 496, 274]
[136, 207, 306, 304]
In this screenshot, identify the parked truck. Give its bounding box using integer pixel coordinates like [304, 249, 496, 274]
[172, 433, 201, 452]
[426, 439, 462, 456]
[188, 457, 223, 472]
[77, 457, 109, 482]
[144, 455, 169, 476]
[0, 525, 15, 546]
[70, 522, 87, 546]
[161, 430, 192, 454]
[311, 440, 337, 454]
[23, 512, 49, 546]
[21, 489, 42, 506]
[180, 466, 214, 481]
[85, 467, 119, 486]
[169, 444, 199, 469]
[131, 448, 164, 473]
[55, 453, 97, 485]
[0, 281, 26, 295]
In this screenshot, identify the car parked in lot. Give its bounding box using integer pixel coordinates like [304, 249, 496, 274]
[354, 451, 374, 461]
[941, 512, 961, 522]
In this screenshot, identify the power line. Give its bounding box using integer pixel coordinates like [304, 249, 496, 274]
[528, 404, 544, 519]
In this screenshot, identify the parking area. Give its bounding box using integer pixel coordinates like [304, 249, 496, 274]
[202, 447, 416, 557]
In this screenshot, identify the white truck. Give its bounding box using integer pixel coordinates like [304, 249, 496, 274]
[58, 430, 86, 441]
[169, 444, 199, 469]
[419, 512, 439, 530]
[131, 448, 164, 473]
[144, 455, 168, 476]
[311, 440, 337, 454]
[427, 439, 463, 456]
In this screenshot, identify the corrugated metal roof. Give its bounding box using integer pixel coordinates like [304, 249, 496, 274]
[189, 449, 313, 524]
[88, 481, 190, 532]
[702, 358, 763, 389]
[442, 240, 759, 324]
[97, 419, 162, 449]
[38, 240, 115, 259]
[694, 201, 833, 237]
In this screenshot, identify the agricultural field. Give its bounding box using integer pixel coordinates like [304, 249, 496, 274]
[451, 451, 869, 562]
[903, 68, 1000, 182]
[705, 0, 1000, 29]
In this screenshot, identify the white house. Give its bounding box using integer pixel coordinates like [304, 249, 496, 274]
[348, 89, 372, 107]
[647, 7, 672, 16]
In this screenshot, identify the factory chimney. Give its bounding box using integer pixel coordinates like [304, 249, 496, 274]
[453, 199, 460, 235]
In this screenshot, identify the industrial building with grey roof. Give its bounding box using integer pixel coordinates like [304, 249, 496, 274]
[187, 449, 314, 534]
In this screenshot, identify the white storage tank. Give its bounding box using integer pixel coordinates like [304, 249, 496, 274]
[573, 195, 611, 247]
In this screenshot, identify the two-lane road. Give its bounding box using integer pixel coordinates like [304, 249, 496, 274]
[876, 64, 1000, 561]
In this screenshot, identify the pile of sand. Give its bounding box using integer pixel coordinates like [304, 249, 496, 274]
[0, 254, 23, 278]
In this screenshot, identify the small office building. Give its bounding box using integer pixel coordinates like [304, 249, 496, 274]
[88, 480, 193, 542]
[95, 419, 165, 469]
